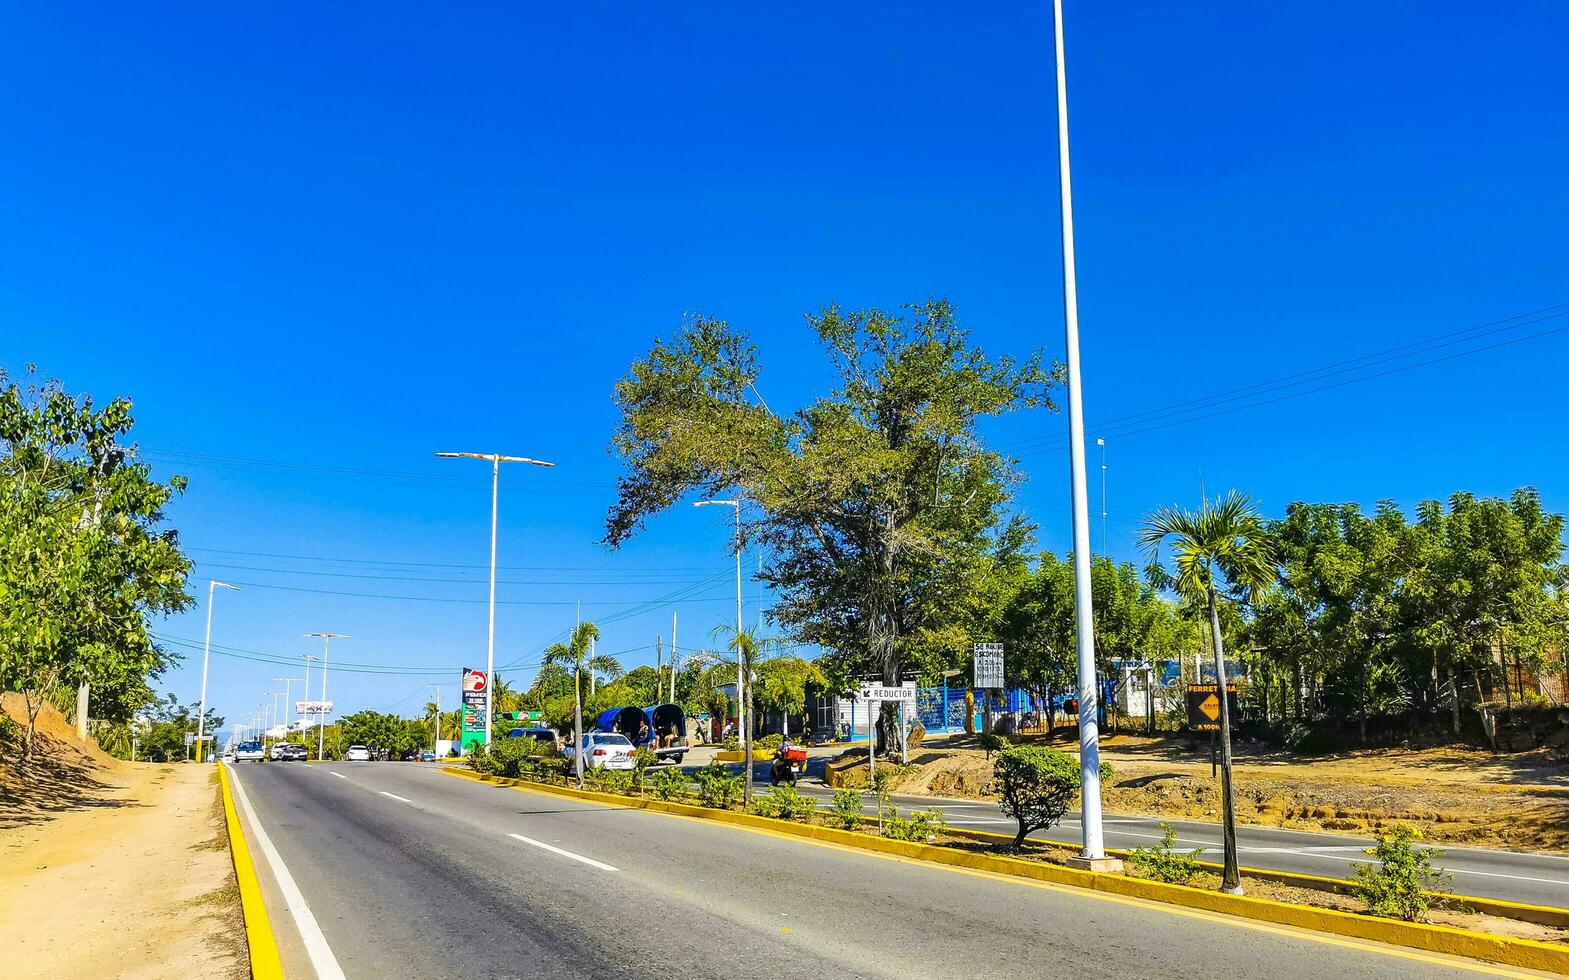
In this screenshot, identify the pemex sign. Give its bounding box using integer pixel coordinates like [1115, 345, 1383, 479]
[460, 668, 489, 751]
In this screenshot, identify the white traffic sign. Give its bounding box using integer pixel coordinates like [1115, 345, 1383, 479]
[859, 683, 916, 704]
[973, 642, 1004, 688]
[296, 700, 334, 716]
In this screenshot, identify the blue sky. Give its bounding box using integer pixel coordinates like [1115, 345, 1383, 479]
[4, 3, 1566, 735]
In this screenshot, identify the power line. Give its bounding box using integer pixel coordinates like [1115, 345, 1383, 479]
[184, 545, 717, 574]
[206, 579, 735, 606]
[1010, 306, 1569, 458]
[190, 559, 720, 587]
[140, 448, 615, 492]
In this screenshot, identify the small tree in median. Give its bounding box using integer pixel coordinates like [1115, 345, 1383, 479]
[993, 744, 1080, 849]
[1351, 824, 1451, 922]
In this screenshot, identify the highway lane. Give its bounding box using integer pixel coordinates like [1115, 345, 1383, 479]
[736, 762, 1569, 908]
[228, 761, 1525, 979]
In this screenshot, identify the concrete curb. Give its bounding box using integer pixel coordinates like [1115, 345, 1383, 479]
[714, 749, 775, 762]
[442, 766, 1569, 975]
[218, 763, 284, 980]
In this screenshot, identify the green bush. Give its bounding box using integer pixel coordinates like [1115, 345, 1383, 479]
[583, 765, 634, 795]
[631, 747, 658, 792]
[648, 766, 690, 801]
[1128, 823, 1204, 885]
[754, 734, 784, 752]
[748, 785, 816, 821]
[693, 761, 743, 809]
[882, 806, 945, 842]
[465, 744, 500, 775]
[829, 788, 865, 830]
[1351, 824, 1450, 922]
[721, 735, 740, 751]
[993, 744, 1080, 848]
[978, 732, 1006, 759]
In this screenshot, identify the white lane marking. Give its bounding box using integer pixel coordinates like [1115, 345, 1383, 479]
[228, 767, 348, 980]
[379, 791, 414, 804]
[329, 771, 347, 779]
[946, 818, 1013, 825]
[507, 833, 618, 872]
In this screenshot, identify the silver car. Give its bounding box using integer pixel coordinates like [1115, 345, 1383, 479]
[563, 732, 635, 770]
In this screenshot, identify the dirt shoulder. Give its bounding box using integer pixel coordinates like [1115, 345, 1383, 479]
[845, 732, 1569, 854]
[1, 696, 246, 979]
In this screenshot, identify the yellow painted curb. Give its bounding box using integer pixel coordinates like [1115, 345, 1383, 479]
[714, 749, 775, 762]
[219, 763, 284, 980]
[440, 767, 1569, 975]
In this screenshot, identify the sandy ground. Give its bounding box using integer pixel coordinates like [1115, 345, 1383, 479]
[841, 731, 1569, 853]
[0, 696, 246, 979]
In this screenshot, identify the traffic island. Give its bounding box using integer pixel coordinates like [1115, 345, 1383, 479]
[443, 765, 1569, 975]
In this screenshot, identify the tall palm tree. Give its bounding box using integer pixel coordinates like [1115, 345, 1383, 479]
[697, 625, 791, 805]
[1140, 491, 1275, 895]
[542, 620, 602, 787]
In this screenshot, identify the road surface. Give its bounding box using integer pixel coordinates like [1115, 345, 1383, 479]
[227, 761, 1532, 979]
[734, 758, 1569, 909]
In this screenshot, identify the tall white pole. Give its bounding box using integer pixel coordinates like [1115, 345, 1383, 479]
[1051, 0, 1111, 866]
[197, 580, 216, 763]
[275, 677, 295, 734]
[671, 610, 678, 704]
[426, 684, 441, 753]
[486, 455, 500, 749]
[734, 503, 748, 803]
[320, 638, 330, 760]
[1098, 437, 1108, 556]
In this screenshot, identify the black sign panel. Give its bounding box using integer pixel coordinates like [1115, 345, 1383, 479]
[1186, 683, 1236, 732]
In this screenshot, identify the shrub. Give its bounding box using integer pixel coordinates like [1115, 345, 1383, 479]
[750, 785, 816, 821]
[829, 788, 865, 830]
[583, 765, 634, 795]
[648, 766, 690, 801]
[993, 744, 1080, 848]
[693, 761, 743, 809]
[978, 732, 1006, 759]
[631, 747, 658, 792]
[754, 734, 784, 752]
[1128, 823, 1204, 885]
[465, 744, 500, 775]
[883, 807, 945, 842]
[1283, 721, 1339, 755]
[1351, 824, 1450, 922]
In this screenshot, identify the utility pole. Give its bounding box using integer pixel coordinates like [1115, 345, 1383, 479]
[305, 633, 348, 760]
[1049, 0, 1116, 871]
[274, 676, 297, 735]
[196, 581, 240, 762]
[426, 684, 442, 754]
[1097, 437, 1107, 556]
[670, 610, 678, 704]
[437, 451, 555, 749]
[695, 498, 747, 804]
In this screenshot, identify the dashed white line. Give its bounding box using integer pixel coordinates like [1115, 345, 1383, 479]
[507, 833, 619, 871]
[227, 767, 348, 980]
[379, 791, 414, 803]
[329, 771, 347, 779]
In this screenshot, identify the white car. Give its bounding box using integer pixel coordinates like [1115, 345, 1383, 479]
[564, 732, 635, 770]
[344, 744, 373, 761]
[233, 741, 265, 762]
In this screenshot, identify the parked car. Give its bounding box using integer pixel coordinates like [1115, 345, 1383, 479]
[506, 726, 560, 748]
[269, 742, 288, 761]
[344, 744, 373, 761]
[563, 732, 635, 770]
[234, 741, 265, 762]
[281, 742, 308, 761]
[420, 750, 437, 762]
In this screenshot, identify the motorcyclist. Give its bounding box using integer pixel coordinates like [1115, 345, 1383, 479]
[769, 742, 797, 786]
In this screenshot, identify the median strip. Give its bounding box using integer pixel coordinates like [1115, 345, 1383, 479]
[442, 767, 1569, 975]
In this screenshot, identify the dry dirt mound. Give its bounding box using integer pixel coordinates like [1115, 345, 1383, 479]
[2, 692, 122, 830]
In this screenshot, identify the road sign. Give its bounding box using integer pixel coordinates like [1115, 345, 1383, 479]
[859, 683, 916, 704]
[184, 732, 196, 746]
[1186, 683, 1236, 732]
[973, 642, 1004, 688]
[461, 668, 489, 750]
[296, 700, 334, 716]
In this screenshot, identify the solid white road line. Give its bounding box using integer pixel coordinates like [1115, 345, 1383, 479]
[507, 833, 619, 872]
[228, 769, 349, 980]
[329, 771, 347, 779]
[379, 791, 414, 804]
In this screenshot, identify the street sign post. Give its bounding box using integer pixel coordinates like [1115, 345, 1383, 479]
[1185, 683, 1236, 732]
[461, 668, 489, 752]
[858, 683, 916, 705]
[973, 643, 1004, 689]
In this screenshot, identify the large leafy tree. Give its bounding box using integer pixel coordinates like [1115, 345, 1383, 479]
[1141, 491, 1276, 895]
[604, 301, 1055, 744]
[0, 370, 192, 762]
[118, 694, 223, 763]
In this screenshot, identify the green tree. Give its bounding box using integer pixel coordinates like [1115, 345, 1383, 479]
[1000, 553, 1076, 733]
[0, 370, 193, 763]
[993, 744, 1081, 848]
[603, 302, 1055, 750]
[1141, 491, 1276, 894]
[338, 710, 429, 756]
[541, 621, 604, 787]
[129, 694, 223, 763]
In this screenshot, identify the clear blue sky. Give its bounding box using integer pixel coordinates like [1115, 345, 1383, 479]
[4, 3, 1566, 736]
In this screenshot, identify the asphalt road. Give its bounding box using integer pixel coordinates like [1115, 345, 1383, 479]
[228, 761, 1526, 979]
[749, 764, 1569, 909]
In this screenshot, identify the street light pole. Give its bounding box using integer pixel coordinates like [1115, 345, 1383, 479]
[274, 676, 297, 734]
[305, 633, 348, 760]
[1049, 0, 1116, 870]
[694, 499, 747, 803]
[437, 451, 555, 750]
[425, 684, 442, 754]
[196, 580, 240, 763]
[1097, 437, 1107, 556]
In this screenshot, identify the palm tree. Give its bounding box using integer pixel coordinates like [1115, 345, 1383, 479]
[542, 621, 602, 787]
[1140, 490, 1275, 895]
[693, 625, 797, 805]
